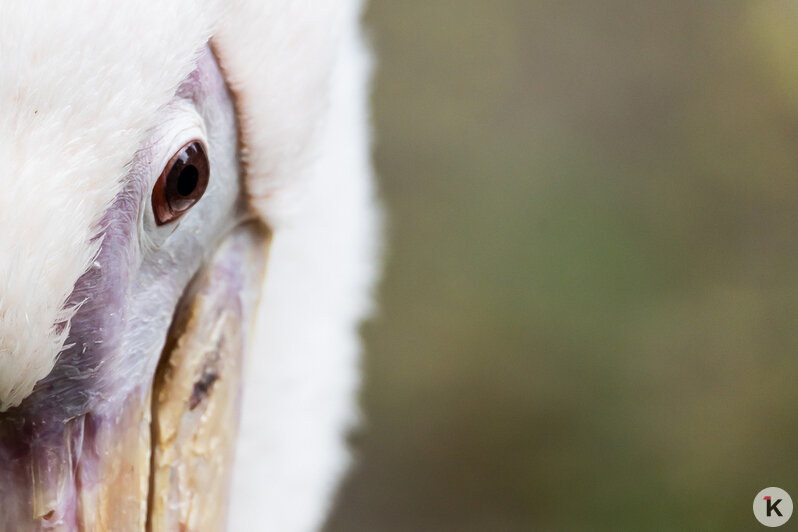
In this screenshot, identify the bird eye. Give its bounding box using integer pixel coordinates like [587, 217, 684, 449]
[152, 140, 210, 225]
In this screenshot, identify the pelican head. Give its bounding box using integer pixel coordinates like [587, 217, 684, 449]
[0, 1, 378, 530]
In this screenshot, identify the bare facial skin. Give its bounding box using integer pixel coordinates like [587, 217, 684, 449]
[0, 47, 268, 531]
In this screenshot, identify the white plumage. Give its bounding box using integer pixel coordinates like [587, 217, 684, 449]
[228, 4, 381, 530]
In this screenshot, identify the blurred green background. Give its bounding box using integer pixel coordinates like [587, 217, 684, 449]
[325, 2, 798, 530]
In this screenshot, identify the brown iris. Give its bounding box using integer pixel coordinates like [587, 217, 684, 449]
[152, 140, 210, 225]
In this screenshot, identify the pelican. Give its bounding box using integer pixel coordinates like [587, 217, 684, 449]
[0, 1, 379, 530]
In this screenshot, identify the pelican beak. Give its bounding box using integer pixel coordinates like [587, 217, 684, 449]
[147, 225, 268, 531]
[0, 223, 269, 531]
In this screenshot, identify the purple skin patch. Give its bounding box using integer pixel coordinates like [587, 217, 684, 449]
[0, 45, 244, 529]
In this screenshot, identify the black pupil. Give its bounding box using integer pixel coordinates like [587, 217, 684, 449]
[177, 165, 198, 196]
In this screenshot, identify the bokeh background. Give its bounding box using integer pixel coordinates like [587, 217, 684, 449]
[325, 2, 798, 530]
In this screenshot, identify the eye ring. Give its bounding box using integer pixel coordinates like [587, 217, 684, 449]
[152, 140, 210, 225]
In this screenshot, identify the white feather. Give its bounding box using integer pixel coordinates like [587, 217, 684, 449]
[229, 9, 380, 528]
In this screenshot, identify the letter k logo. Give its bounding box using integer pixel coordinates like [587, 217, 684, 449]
[765, 496, 783, 517]
[754, 488, 793, 527]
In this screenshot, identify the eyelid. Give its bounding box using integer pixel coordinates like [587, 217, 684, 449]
[152, 124, 206, 184]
